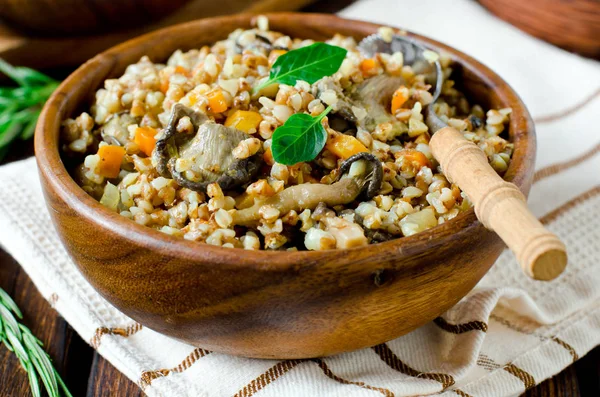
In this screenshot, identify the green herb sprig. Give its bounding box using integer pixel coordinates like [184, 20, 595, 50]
[0, 288, 73, 397]
[272, 105, 333, 165]
[261, 42, 347, 165]
[0, 59, 59, 160]
[253, 42, 347, 94]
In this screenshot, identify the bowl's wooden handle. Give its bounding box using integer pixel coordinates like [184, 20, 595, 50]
[430, 126, 567, 280]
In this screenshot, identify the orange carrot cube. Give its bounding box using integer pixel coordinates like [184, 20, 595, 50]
[224, 110, 263, 133]
[326, 134, 368, 159]
[207, 90, 228, 113]
[359, 58, 379, 76]
[134, 127, 157, 157]
[97, 145, 126, 178]
[391, 85, 410, 114]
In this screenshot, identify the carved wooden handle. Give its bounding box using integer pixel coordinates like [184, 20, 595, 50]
[430, 126, 567, 281]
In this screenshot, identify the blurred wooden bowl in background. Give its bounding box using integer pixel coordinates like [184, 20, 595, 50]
[478, 0, 600, 59]
[0, 0, 317, 70]
[0, 0, 191, 35]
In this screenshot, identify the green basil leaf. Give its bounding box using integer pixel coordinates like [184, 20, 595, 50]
[272, 105, 332, 165]
[255, 43, 347, 93]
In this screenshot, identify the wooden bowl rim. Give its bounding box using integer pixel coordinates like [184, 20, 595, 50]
[35, 12, 535, 270]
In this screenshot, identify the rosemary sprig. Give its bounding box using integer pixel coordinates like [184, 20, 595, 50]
[0, 59, 59, 160]
[0, 288, 73, 397]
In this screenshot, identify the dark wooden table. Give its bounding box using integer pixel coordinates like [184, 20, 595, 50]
[1, 1, 599, 395]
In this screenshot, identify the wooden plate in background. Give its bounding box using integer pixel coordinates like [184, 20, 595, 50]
[478, 0, 600, 59]
[0, 0, 316, 69]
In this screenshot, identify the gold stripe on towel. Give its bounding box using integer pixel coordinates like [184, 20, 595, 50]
[503, 363, 536, 390]
[491, 312, 579, 366]
[90, 323, 143, 348]
[313, 358, 395, 397]
[551, 337, 579, 362]
[372, 343, 455, 390]
[539, 185, 600, 225]
[453, 389, 474, 397]
[434, 317, 488, 334]
[139, 348, 211, 388]
[534, 142, 600, 183]
[477, 353, 536, 390]
[477, 354, 502, 371]
[233, 360, 303, 397]
[534, 87, 600, 124]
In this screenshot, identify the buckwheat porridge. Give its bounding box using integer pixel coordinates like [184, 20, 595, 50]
[61, 16, 513, 251]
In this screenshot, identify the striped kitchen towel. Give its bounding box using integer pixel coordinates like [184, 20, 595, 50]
[0, 0, 599, 395]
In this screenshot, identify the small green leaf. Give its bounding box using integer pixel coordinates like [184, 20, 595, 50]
[254, 42, 347, 93]
[5, 326, 27, 360]
[23, 329, 59, 396]
[26, 360, 42, 397]
[0, 288, 22, 318]
[0, 304, 21, 338]
[271, 105, 332, 165]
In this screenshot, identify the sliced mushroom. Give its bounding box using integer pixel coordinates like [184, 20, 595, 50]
[235, 32, 273, 54]
[153, 104, 263, 193]
[232, 152, 383, 225]
[354, 213, 395, 243]
[101, 112, 139, 146]
[317, 75, 404, 132]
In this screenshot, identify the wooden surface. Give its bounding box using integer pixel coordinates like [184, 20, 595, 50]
[430, 126, 567, 281]
[0, 0, 598, 394]
[35, 12, 533, 359]
[478, 0, 600, 59]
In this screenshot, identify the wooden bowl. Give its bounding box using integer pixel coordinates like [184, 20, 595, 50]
[34, 13, 535, 359]
[478, 0, 600, 59]
[0, 0, 190, 35]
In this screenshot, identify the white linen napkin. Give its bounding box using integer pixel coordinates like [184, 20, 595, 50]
[1, 0, 599, 395]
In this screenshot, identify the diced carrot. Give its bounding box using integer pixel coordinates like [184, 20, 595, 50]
[158, 68, 170, 94]
[391, 85, 410, 114]
[97, 145, 126, 178]
[134, 127, 157, 157]
[268, 49, 287, 65]
[207, 89, 228, 113]
[188, 93, 198, 106]
[174, 65, 189, 76]
[397, 149, 432, 170]
[263, 147, 274, 166]
[160, 77, 169, 94]
[224, 110, 263, 134]
[359, 58, 379, 76]
[326, 134, 368, 160]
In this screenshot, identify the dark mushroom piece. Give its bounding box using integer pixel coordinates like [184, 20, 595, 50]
[232, 152, 383, 226]
[153, 104, 263, 193]
[235, 32, 273, 54]
[354, 213, 395, 243]
[101, 112, 140, 146]
[317, 74, 405, 132]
